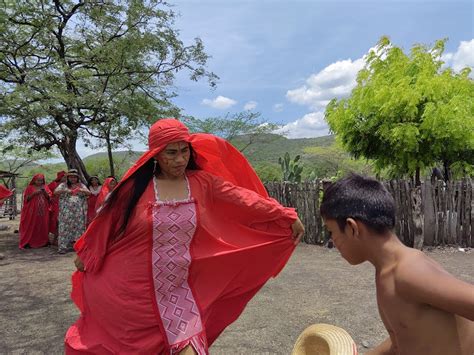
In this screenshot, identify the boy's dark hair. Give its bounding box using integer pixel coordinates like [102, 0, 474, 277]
[320, 174, 396, 233]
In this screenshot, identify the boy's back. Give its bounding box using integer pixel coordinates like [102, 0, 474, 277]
[376, 247, 474, 355]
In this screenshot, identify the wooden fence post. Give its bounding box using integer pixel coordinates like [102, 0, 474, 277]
[423, 178, 435, 246]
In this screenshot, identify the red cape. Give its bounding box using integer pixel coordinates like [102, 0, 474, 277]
[66, 120, 297, 353]
[19, 174, 52, 248]
[0, 184, 13, 206]
[87, 191, 100, 224]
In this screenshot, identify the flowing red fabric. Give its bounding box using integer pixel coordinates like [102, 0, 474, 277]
[66, 119, 297, 353]
[48, 171, 65, 235]
[87, 193, 99, 224]
[94, 178, 115, 211]
[19, 174, 52, 249]
[0, 184, 13, 206]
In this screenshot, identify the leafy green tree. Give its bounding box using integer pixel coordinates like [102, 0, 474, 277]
[253, 163, 281, 182]
[325, 37, 474, 185]
[0, 0, 217, 182]
[304, 143, 375, 179]
[0, 143, 55, 175]
[183, 112, 280, 152]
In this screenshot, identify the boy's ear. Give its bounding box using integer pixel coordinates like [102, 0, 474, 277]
[345, 218, 360, 239]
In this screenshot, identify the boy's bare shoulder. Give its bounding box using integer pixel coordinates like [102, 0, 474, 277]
[395, 249, 446, 281]
[393, 248, 474, 321]
[392, 249, 449, 300]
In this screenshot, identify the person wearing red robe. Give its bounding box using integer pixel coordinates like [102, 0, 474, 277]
[94, 176, 117, 212]
[0, 184, 13, 206]
[48, 171, 66, 242]
[65, 119, 305, 354]
[19, 174, 52, 249]
[86, 176, 102, 224]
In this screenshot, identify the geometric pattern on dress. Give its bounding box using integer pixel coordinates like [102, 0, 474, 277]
[152, 199, 207, 354]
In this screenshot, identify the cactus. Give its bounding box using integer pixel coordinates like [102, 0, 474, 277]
[278, 152, 303, 182]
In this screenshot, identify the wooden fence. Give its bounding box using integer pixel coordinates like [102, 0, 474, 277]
[265, 178, 473, 247]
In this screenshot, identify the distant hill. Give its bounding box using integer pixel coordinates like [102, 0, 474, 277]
[6, 134, 341, 188]
[81, 135, 335, 166]
[232, 134, 335, 165]
[83, 150, 144, 162]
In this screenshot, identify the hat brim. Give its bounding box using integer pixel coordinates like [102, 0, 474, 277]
[292, 323, 357, 355]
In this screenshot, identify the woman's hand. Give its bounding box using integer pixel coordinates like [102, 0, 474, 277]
[291, 217, 305, 245]
[74, 255, 85, 272]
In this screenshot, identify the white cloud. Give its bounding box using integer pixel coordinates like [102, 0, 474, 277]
[273, 103, 284, 112]
[201, 95, 237, 109]
[275, 111, 329, 139]
[286, 57, 365, 110]
[442, 39, 474, 74]
[243, 100, 258, 110]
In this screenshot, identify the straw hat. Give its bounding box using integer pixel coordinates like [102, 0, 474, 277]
[67, 169, 79, 176]
[292, 324, 358, 355]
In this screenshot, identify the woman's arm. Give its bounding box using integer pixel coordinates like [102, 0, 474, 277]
[209, 172, 303, 239]
[25, 189, 40, 202]
[54, 183, 68, 196]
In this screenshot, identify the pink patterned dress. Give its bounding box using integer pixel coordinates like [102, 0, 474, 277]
[151, 177, 207, 354]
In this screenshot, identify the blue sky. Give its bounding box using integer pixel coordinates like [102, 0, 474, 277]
[76, 0, 473, 157]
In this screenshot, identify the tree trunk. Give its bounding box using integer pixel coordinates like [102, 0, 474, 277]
[415, 166, 421, 187]
[443, 159, 451, 182]
[58, 136, 90, 183]
[106, 136, 115, 177]
[411, 185, 424, 250]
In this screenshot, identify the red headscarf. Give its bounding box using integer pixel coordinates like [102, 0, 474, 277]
[55, 171, 66, 182]
[118, 118, 267, 196]
[25, 174, 49, 189]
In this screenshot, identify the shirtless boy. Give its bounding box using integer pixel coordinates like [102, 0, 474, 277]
[320, 174, 474, 355]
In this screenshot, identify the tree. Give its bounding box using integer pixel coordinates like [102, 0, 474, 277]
[325, 37, 474, 185]
[183, 112, 280, 152]
[0, 1, 217, 182]
[0, 143, 55, 176]
[304, 143, 375, 179]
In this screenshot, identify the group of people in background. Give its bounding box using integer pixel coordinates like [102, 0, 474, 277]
[17, 170, 117, 253]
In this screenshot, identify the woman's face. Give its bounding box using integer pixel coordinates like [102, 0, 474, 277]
[34, 177, 44, 187]
[109, 179, 117, 188]
[155, 141, 190, 179]
[90, 178, 99, 187]
[68, 175, 79, 184]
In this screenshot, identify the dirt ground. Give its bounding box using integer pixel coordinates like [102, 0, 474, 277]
[0, 218, 472, 355]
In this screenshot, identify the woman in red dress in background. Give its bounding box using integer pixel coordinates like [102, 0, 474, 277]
[19, 174, 52, 249]
[48, 171, 66, 244]
[86, 176, 101, 224]
[94, 176, 117, 212]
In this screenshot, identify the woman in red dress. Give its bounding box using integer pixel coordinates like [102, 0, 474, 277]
[86, 176, 101, 224]
[19, 174, 52, 249]
[94, 176, 117, 212]
[48, 171, 66, 244]
[66, 119, 304, 354]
